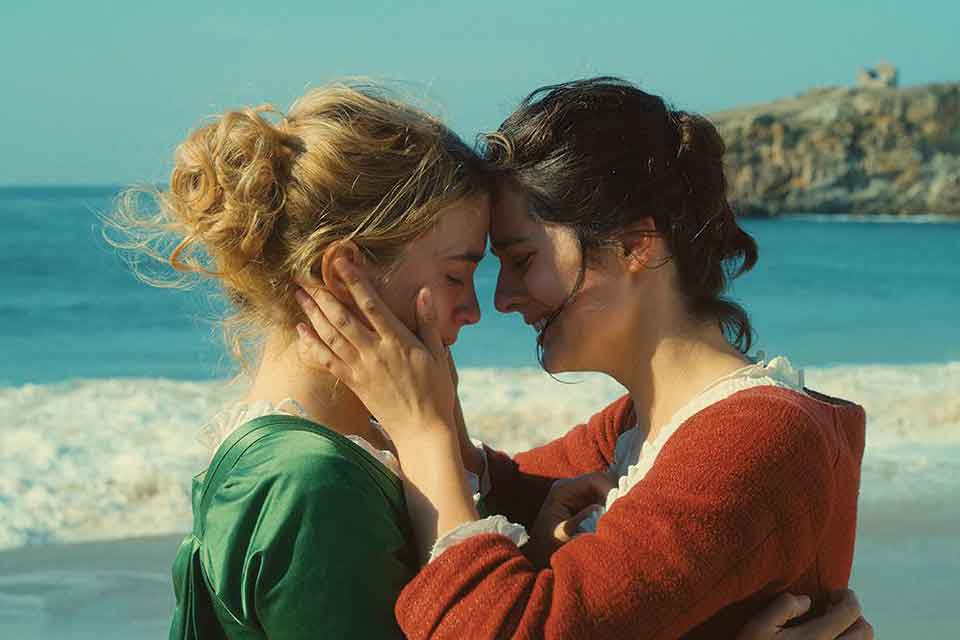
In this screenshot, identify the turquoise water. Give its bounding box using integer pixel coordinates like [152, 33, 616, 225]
[1, 186, 958, 385]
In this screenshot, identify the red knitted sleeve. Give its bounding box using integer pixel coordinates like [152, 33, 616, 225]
[396, 389, 841, 640]
[481, 394, 633, 527]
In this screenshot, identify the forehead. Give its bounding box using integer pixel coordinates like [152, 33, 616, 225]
[490, 180, 542, 247]
[406, 193, 490, 261]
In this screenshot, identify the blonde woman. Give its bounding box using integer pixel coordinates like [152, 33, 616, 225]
[114, 85, 490, 638]
[114, 82, 868, 639]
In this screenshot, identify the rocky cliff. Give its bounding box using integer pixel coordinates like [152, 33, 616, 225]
[710, 83, 960, 216]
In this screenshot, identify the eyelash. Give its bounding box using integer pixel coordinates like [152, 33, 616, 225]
[513, 252, 534, 270]
[446, 275, 464, 286]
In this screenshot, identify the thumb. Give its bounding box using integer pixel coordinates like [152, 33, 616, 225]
[556, 504, 603, 544]
[738, 593, 812, 639]
[415, 288, 445, 358]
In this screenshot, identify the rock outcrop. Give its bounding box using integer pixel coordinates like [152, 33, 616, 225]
[710, 83, 960, 216]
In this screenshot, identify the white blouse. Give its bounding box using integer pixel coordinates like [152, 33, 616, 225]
[429, 354, 805, 561]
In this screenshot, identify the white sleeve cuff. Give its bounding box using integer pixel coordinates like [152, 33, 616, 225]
[428, 515, 529, 563]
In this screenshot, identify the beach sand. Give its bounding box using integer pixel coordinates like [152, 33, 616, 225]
[0, 530, 956, 638]
[0, 534, 180, 640]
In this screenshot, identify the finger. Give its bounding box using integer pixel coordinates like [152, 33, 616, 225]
[742, 593, 811, 638]
[782, 590, 862, 639]
[836, 618, 873, 640]
[295, 323, 352, 380]
[297, 286, 376, 351]
[294, 288, 360, 365]
[829, 589, 858, 607]
[335, 258, 414, 341]
[415, 288, 445, 358]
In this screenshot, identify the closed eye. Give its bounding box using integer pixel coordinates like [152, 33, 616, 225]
[513, 252, 534, 270]
[446, 275, 464, 286]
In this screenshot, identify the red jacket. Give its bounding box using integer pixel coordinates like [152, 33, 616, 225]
[396, 387, 866, 639]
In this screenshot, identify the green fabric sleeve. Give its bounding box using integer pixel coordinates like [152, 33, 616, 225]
[202, 429, 415, 639]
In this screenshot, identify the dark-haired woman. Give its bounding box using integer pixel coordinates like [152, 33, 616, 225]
[296, 78, 870, 639]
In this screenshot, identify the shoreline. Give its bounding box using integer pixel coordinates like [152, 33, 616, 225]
[3, 184, 959, 220]
[0, 534, 182, 640]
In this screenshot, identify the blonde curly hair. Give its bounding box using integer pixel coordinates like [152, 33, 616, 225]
[108, 83, 488, 366]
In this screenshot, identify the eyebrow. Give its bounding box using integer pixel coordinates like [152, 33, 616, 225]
[444, 250, 486, 264]
[490, 236, 529, 255]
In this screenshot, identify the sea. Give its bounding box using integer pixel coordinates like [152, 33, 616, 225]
[1, 186, 958, 638]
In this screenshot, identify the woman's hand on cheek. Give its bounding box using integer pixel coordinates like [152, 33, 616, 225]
[294, 258, 457, 447]
[295, 259, 478, 562]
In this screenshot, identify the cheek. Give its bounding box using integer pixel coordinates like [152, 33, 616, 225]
[421, 275, 461, 326]
[376, 280, 417, 333]
[550, 273, 619, 341]
[441, 291, 464, 324]
[525, 265, 571, 309]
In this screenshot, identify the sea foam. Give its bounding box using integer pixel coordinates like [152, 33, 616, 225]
[1, 363, 957, 550]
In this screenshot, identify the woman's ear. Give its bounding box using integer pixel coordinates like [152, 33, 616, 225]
[318, 240, 366, 304]
[619, 218, 660, 272]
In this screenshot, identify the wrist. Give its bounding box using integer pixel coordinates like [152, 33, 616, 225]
[392, 416, 458, 452]
[393, 429, 478, 562]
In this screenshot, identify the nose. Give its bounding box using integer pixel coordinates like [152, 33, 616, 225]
[460, 287, 481, 326]
[494, 269, 522, 314]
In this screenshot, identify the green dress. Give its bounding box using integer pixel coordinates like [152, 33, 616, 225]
[169, 414, 417, 639]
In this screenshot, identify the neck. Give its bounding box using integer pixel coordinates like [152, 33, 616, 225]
[617, 316, 749, 443]
[241, 331, 387, 447]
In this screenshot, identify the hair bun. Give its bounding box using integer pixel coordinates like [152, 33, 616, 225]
[672, 111, 726, 188]
[169, 104, 301, 264]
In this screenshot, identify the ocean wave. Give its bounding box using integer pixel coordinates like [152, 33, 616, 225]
[1, 363, 957, 550]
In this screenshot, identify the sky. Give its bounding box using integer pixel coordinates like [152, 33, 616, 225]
[1, 0, 957, 185]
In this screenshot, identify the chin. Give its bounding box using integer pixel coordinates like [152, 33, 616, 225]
[541, 340, 598, 374]
[540, 346, 573, 374]
[543, 359, 583, 375]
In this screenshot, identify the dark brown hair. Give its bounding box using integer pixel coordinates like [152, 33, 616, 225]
[484, 76, 758, 353]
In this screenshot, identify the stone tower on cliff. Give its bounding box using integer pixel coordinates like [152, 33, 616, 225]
[857, 61, 899, 88]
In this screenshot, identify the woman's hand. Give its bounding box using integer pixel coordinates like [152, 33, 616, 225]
[296, 259, 478, 561]
[294, 258, 457, 447]
[526, 472, 615, 567]
[736, 590, 873, 639]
